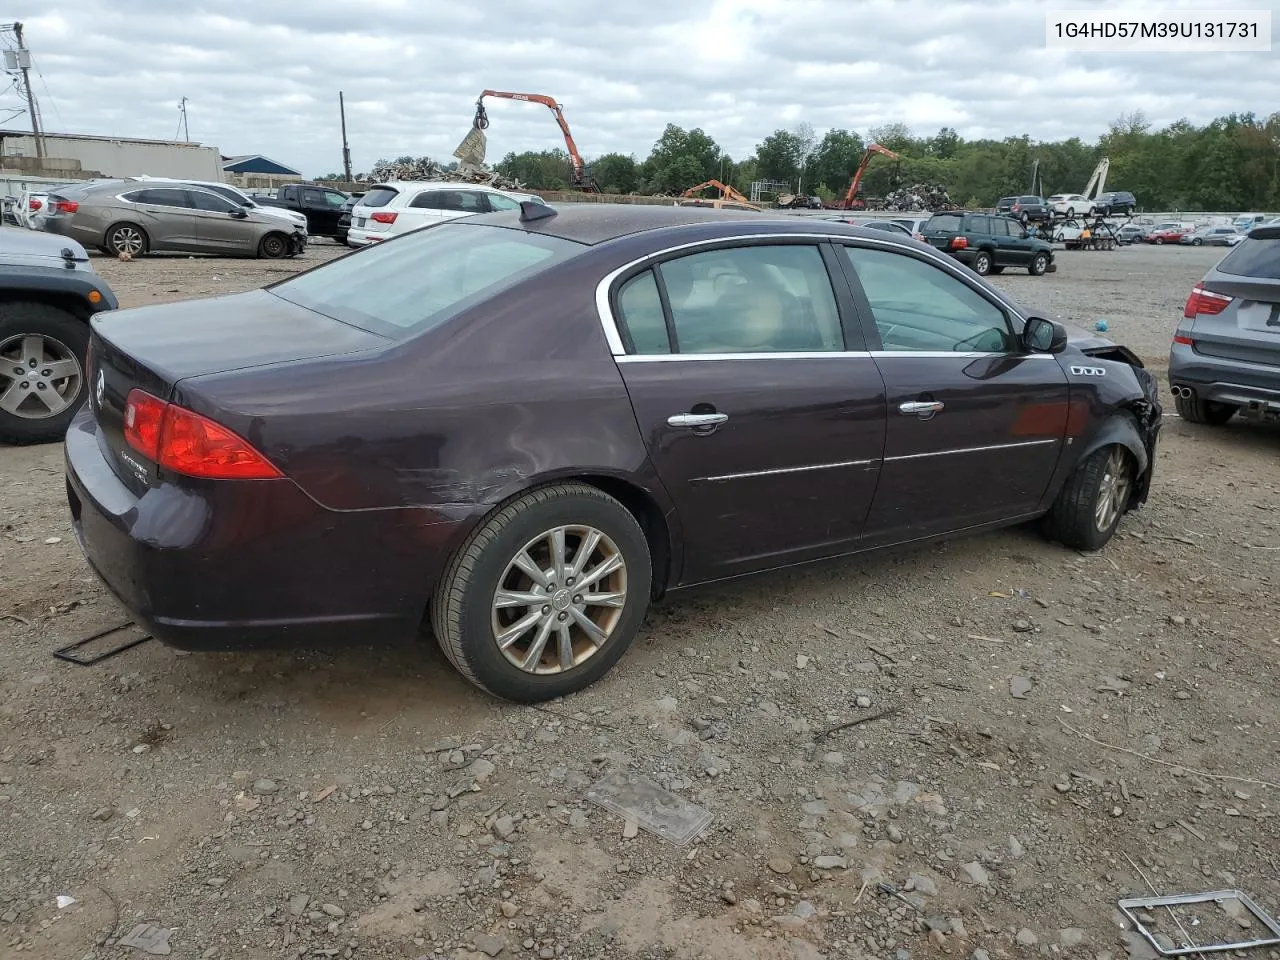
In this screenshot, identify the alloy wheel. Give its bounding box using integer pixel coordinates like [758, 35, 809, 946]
[0, 333, 82, 419]
[491, 524, 628, 674]
[110, 226, 144, 256]
[1094, 447, 1131, 533]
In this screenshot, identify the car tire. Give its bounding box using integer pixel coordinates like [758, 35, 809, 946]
[105, 223, 148, 258]
[1154, 238, 1163, 245]
[258, 233, 289, 259]
[1043, 444, 1134, 551]
[1019, 212, 1029, 226]
[1174, 394, 1236, 425]
[972, 250, 993, 275]
[1192, 238, 1203, 246]
[431, 482, 653, 702]
[1029, 252, 1049, 276]
[0, 302, 90, 444]
[1066, 207, 1076, 218]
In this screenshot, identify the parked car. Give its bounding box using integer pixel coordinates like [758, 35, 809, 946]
[1145, 224, 1191, 245]
[1232, 213, 1271, 232]
[65, 204, 1160, 701]
[41, 180, 306, 259]
[347, 181, 546, 246]
[922, 211, 1056, 276]
[889, 215, 931, 236]
[1094, 191, 1137, 216]
[820, 217, 916, 239]
[1169, 223, 1279, 424]
[256, 183, 350, 240]
[1047, 194, 1097, 218]
[0, 229, 118, 443]
[335, 192, 365, 245]
[995, 196, 1050, 223]
[129, 176, 309, 236]
[1114, 223, 1149, 244]
[1180, 226, 1245, 247]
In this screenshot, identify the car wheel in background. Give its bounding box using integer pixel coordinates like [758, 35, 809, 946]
[431, 482, 653, 702]
[1174, 394, 1236, 425]
[105, 223, 148, 258]
[1042, 444, 1134, 551]
[1029, 252, 1049, 276]
[258, 233, 289, 259]
[1192, 237, 1203, 246]
[971, 251, 993, 275]
[0, 302, 89, 444]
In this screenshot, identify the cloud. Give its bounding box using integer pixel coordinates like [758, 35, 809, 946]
[4, 0, 1276, 176]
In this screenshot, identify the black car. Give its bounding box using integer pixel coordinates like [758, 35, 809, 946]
[923, 211, 1056, 276]
[336, 192, 365, 245]
[66, 204, 1160, 702]
[995, 195, 1050, 223]
[1095, 192, 1137, 216]
[0, 229, 118, 443]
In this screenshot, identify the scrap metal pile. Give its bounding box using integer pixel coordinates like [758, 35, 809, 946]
[360, 156, 526, 191]
[879, 183, 955, 212]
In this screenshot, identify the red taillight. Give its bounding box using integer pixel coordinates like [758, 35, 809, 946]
[1173, 334, 1194, 345]
[28, 198, 42, 211]
[123, 389, 283, 480]
[950, 236, 968, 250]
[52, 200, 79, 214]
[1182, 283, 1233, 319]
[371, 211, 397, 224]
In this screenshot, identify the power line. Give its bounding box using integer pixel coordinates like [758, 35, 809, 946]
[29, 54, 64, 132]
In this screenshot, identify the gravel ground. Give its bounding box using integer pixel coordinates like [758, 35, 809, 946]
[3, 239, 1279, 960]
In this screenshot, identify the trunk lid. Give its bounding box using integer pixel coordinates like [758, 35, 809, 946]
[88, 289, 388, 493]
[1193, 232, 1280, 367]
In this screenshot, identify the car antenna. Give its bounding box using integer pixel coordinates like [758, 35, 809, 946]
[519, 201, 556, 223]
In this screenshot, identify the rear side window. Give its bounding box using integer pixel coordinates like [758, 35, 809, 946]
[269, 223, 583, 339]
[1217, 237, 1280, 279]
[409, 191, 447, 210]
[926, 214, 963, 233]
[442, 191, 488, 213]
[615, 270, 671, 354]
[356, 187, 398, 208]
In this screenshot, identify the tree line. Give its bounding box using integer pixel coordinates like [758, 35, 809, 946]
[487, 111, 1280, 211]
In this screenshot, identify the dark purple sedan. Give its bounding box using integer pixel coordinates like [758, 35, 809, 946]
[66, 204, 1161, 702]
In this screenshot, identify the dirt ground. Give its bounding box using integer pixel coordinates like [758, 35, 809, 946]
[3, 239, 1279, 960]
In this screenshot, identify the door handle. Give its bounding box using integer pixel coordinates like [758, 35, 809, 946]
[899, 400, 945, 418]
[667, 412, 729, 428]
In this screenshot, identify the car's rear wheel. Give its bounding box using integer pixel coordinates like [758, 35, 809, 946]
[1043, 444, 1134, 551]
[258, 233, 289, 259]
[1192, 237, 1203, 246]
[0, 303, 89, 444]
[1174, 394, 1236, 425]
[105, 223, 148, 258]
[431, 483, 652, 702]
[972, 250, 993, 275]
[1029, 252, 1049, 276]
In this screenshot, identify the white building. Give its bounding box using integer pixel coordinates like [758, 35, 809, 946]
[0, 130, 223, 181]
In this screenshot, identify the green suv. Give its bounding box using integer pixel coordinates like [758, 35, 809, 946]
[923, 212, 1056, 277]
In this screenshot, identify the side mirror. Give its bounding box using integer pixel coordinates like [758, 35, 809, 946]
[230, 209, 249, 219]
[1023, 316, 1068, 354]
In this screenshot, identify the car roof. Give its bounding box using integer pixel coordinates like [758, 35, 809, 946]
[373, 180, 521, 193]
[457, 202, 880, 246]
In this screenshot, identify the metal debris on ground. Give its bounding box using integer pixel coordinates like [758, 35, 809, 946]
[1119, 890, 1280, 955]
[119, 923, 173, 955]
[52, 622, 152, 665]
[585, 772, 712, 846]
[879, 183, 955, 212]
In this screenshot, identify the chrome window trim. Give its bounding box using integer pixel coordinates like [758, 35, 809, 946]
[693, 458, 878, 484]
[594, 232, 1029, 358]
[615, 350, 1057, 363]
[883, 438, 1058, 462]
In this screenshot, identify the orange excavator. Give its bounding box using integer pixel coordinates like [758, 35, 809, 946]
[680, 180, 755, 205]
[471, 90, 599, 192]
[838, 143, 901, 210]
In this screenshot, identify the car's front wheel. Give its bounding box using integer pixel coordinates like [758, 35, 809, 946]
[971, 250, 993, 275]
[258, 233, 290, 259]
[431, 483, 652, 702]
[0, 303, 89, 444]
[1174, 394, 1236, 425]
[1029, 252, 1049, 276]
[1043, 444, 1135, 551]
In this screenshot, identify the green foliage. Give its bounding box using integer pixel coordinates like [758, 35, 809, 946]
[590, 153, 639, 194]
[640, 124, 730, 193]
[754, 129, 807, 186]
[808, 129, 864, 194]
[494, 149, 573, 190]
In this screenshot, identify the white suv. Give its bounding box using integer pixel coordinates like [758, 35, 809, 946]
[1047, 193, 1097, 218]
[346, 181, 545, 246]
[129, 176, 309, 235]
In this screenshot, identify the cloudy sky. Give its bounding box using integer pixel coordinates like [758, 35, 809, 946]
[4, 0, 1277, 177]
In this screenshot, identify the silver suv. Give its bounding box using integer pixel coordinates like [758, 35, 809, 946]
[1169, 223, 1280, 424]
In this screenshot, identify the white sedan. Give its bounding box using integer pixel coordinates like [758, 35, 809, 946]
[1047, 194, 1097, 218]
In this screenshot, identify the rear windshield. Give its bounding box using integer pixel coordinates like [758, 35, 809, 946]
[1216, 236, 1280, 279]
[355, 187, 399, 208]
[926, 214, 963, 232]
[268, 222, 584, 339]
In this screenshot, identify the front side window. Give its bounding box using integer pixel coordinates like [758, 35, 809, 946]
[189, 190, 236, 213]
[843, 246, 1015, 353]
[989, 218, 1010, 237]
[322, 190, 348, 208]
[655, 245, 843, 354]
[486, 193, 520, 211]
[269, 222, 583, 339]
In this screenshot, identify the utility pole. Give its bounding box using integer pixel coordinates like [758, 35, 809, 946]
[178, 97, 189, 141]
[339, 91, 352, 183]
[11, 23, 43, 159]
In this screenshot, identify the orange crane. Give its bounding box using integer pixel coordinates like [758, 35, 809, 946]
[681, 179, 754, 205]
[473, 91, 599, 192]
[838, 143, 901, 210]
